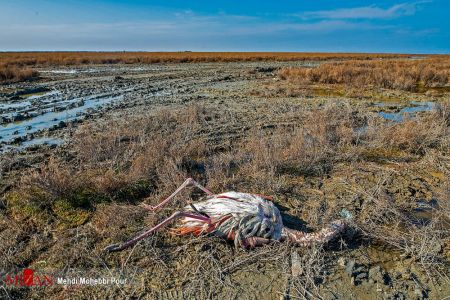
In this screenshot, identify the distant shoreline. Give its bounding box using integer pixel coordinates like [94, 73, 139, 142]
[1, 52, 442, 67]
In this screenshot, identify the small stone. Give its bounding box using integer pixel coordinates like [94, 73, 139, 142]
[345, 260, 356, 276]
[291, 251, 303, 276]
[356, 272, 367, 280]
[337, 257, 346, 267]
[369, 265, 385, 284]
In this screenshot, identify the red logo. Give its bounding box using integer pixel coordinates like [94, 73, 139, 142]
[4, 269, 53, 287]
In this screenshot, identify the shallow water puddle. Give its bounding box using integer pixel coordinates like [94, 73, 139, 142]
[408, 199, 450, 229]
[1, 136, 63, 152]
[40, 69, 79, 74]
[378, 101, 434, 122]
[25, 90, 61, 100]
[0, 90, 60, 111]
[0, 94, 122, 143]
[20, 136, 63, 149]
[0, 100, 32, 110]
[40, 66, 158, 75]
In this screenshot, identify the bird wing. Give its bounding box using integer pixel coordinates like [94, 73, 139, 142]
[174, 192, 283, 244]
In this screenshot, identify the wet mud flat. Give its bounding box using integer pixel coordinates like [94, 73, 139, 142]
[0, 62, 441, 153]
[0, 64, 177, 152]
[0, 62, 299, 152]
[0, 62, 449, 299]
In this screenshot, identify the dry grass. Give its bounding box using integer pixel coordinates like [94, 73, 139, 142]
[353, 183, 450, 283]
[0, 66, 39, 83]
[0, 52, 416, 67]
[9, 101, 449, 223]
[362, 102, 449, 154]
[278, 57, 450, 92]
[1, 98, 449, 298]
[13, 102, 359, 211]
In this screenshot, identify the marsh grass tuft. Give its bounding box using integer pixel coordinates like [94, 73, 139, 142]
[278, 58, 450, 92]
[0, 65, 39, 83]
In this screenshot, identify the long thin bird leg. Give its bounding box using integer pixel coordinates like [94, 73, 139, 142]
[281, 220, 346, 246]
[141, 178, 213, 212]
[188, 178, 214, 196]
[105, 212, 211, 252]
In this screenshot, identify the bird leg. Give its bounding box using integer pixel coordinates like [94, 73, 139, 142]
[105, 211, 211, 252]
[282, 220, 346, 246]
[141, 177, 213, 212]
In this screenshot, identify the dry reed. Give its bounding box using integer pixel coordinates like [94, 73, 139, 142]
[278, 58, 450, 91]
[0, 52, 416, 67]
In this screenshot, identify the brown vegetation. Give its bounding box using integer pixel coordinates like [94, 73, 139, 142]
[0, 66, 39, 83]
[0, 67, 448, 298]
[5, 101, 449, 260]
[278, 57, 450, 91]
[0, 51, 416, 67]
[356, 188, 449, 277]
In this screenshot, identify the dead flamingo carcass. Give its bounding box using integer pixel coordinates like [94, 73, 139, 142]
[105, 178, 347, 252]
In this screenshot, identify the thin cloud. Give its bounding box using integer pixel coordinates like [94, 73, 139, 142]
[0, 2, 444, 52]
[2, 18, 385, 42]
[299, 2, 428, 20]
[227, 20, 391, 36]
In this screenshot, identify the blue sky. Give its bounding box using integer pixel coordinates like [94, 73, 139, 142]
[0, 0, 448, 53]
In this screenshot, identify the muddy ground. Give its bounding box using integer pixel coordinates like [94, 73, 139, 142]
[0, 61, 449, 299]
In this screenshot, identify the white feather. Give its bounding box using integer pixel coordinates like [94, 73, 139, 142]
[177, 192, 284, 241]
